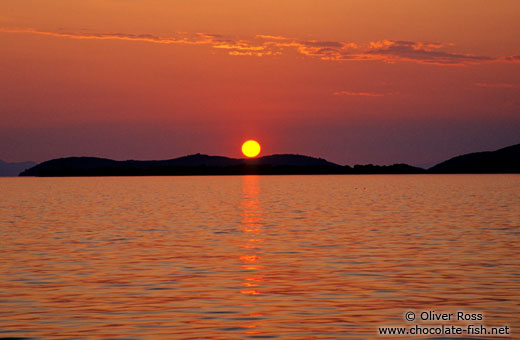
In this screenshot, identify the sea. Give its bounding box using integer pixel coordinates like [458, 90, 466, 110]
[0, 175, 519, 339]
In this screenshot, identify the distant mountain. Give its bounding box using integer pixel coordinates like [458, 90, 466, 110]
[0, 160, 37, 176]
[429, 144, 520, 173]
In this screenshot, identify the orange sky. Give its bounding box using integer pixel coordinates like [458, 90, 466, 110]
[1, 0, 519, 166]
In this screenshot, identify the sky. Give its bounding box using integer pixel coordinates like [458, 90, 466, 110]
[1, 0, 519, 167]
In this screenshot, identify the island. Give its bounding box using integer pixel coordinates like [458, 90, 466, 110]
[18, 143, 520, 177]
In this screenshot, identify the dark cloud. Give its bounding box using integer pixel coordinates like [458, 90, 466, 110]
[475, 82, 516, 88]
[333, 91, 385, 97]
[504, 55, 520, 62]
[364, 41, 494, 65]
[300, 40, 343, 48]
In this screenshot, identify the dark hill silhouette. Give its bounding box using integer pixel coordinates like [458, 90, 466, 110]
[19, 154, 346, 177]
[156, 154, 244, 167]
[255, 154, 339, 167]
[353, 163, 426, 174]
[18, 143, 520, 177]
[429, 143, 520, 173]
[19, 153, 426, 176]
[0, 160, 37, 176]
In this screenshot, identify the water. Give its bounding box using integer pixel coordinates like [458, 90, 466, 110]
[0, 175, 519, 339]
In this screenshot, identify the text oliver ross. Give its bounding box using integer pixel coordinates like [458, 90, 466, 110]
[420, 311, 483, 321]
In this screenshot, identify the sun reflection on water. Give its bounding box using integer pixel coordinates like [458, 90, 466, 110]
[239, 175, 266, 334]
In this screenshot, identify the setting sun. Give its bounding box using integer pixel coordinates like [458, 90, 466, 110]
[242, 140, 261, 158]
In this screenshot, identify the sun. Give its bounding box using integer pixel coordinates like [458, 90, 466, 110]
[242, 140, 261, 158]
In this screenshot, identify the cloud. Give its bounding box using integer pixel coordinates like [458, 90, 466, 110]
[475, 82, 516, 88]
[254, 36, 492, 65]
[503, 55, 520, 63]
[0, 27, 512, 66]
[0, 28, 199, 44]
[0, 28, 275, 57]
[333, 91, 385, 97]
[300, 40, 344, 48]
[360, 40, 493, 65]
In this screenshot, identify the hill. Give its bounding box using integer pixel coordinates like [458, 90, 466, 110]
[19, 154, 344, 176]
[19, 143, 520, 176]
[429, 144, 520, 173]
[0, 160, 37, 176]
